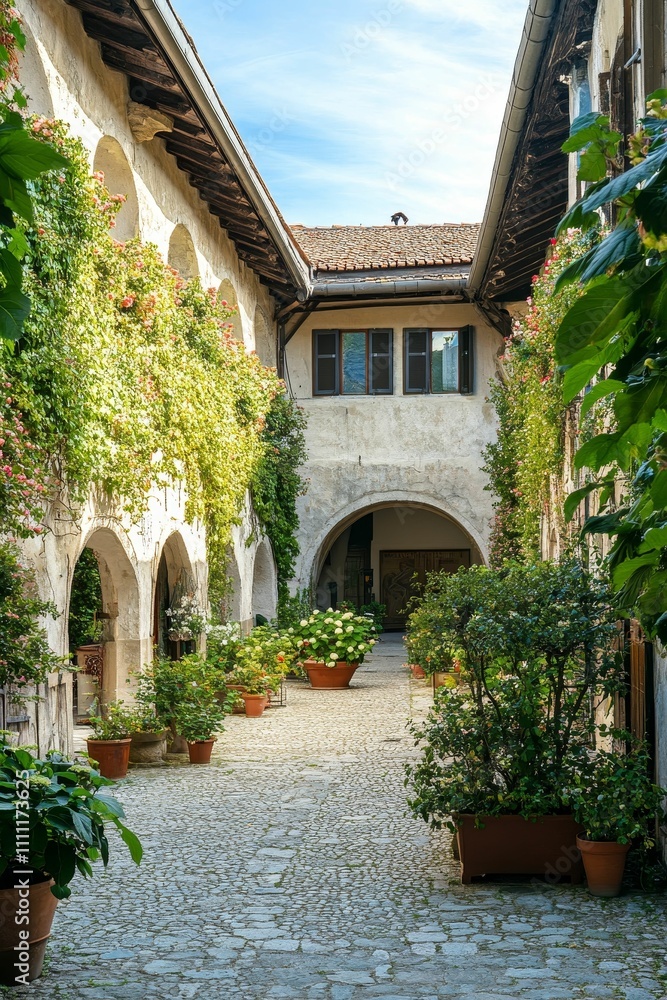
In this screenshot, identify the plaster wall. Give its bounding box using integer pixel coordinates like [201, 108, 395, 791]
[286, 302, 501, 589]
[16, 0, 276, 359]
[589, 0, 624, 111]
[8, 0, 280, 752]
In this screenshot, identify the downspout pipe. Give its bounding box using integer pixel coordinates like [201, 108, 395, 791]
[133, 0, 311, 298]
[310, 277, 469, 298]
[468, 0, 560, 295]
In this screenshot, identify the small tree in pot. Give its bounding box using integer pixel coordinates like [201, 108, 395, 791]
[406, 561, 624, 882]
[0, 743, 142, 983]
[567, 739, 667, 897]
[173, 688, 228, 763]
[87, 701, 136, 780]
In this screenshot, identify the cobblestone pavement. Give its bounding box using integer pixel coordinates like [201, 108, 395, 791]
[10, 637, 667, 1000]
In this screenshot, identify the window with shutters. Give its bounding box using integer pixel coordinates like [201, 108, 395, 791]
[312, 329, 393, 395]
[403, 327, 474, 394]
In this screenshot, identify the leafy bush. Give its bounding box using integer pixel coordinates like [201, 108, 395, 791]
[359, 601, 386, 633]
[292, 609, 377, 667]
[0, 743, 142, 899]
[406, 561, 624, 829]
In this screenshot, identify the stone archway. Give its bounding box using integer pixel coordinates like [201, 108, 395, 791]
[218, 278, 243, 343]
[168, 223, 199, 281]
[70, 527, 142, 709]
[93, 135, 140, 242]
[223, 548, 243, 625]
[153, 531, 197, 658]
[312, 499, 485, 629]
[251, 537, 277, 624]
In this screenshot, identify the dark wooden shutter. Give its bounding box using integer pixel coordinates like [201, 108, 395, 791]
[459, 325, 474, 394]
[313, 330, 339, 395]
[404, 329, 429, 393]
[369, 329, 393, 394]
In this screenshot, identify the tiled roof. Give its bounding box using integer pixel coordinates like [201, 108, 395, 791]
[290, 224, 480, 273]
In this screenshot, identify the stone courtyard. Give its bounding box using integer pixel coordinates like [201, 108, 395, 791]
[10, 637, 667, 1000]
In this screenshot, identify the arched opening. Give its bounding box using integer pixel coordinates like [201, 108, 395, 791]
[168, 223, 199, 281]
[253, 305, 275, 367]
[92, 135, 140, 242]
[251, 538, 277, 624]
[222, 548, 243, 624]
[315, 503, 484, 630]
[218, 278, 243, 342]
[17, 23, 54, 117]
[68, 528, 141, 719]
[153, 532, 197, 660]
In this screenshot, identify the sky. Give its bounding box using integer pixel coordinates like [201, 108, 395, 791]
[171, 0, 529, 227]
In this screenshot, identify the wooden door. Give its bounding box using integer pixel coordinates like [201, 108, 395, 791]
[380, 549, 470, 629]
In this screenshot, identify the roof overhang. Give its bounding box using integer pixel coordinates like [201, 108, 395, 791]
[66, 0, 310, 302]
[469, 0, 597, 302]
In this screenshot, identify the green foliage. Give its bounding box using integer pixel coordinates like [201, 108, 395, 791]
[172, 689, 226, 743]
[0, 743, 142, 899]
[359, 601, 386, 633]
[274, 586, 314, 630]
[68, 548, 102, 651]
[568, 738, 667, 845]
[292, 608, 378, 667]
[405, 562, 624, 830]
[230, 623, 296, 692]
[0, 540, 64, 696]
[0, 120, 286, 601]
[87, 701, 135, 741]
[556, 98, 667, 639]
[0, 7, 69, 343]
[483, 230, 595, 564]
[250, 392, 308, 587]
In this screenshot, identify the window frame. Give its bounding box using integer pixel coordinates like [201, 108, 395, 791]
[403, 326, 473, 395]
[312, 328, 394, 397]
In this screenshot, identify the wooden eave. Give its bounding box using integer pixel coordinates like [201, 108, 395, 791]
[481, 0, 597, 302]
[65, 0, 299, 301]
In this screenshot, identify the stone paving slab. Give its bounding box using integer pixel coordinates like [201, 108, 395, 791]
[8, 636, 667, 999]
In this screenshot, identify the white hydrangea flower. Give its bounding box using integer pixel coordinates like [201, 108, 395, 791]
[347, 645, 355, 653]
[346, 626, 354, 633]
[334, 628, 343, 635]
[300, 619, 308, 627]
[330, 653, 338, 660]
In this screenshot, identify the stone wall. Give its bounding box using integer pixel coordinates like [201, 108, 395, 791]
[285, 301, 502, 591]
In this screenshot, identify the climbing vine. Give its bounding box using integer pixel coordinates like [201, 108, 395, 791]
[1, 114, 292, 601]
[483, 230, 595, 564]
[250, 393, 308, 592]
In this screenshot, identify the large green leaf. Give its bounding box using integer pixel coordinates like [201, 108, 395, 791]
[639, 523, 667, 552]
[580, 378, 625, 419]
[554, 223, 640, 293]
[612, 551, 661, 588]
[0, 168, 32, 222]
[580, 142, 667, 213]
[562, 112, 610, 150]
[574, 431, 626, 471]
[115, 820, 143, 864]
[614, 378, 667, 434]
[563, 482, 599, 522]
[651, 469, 667, 507]
[634, 166, 667, 238]
[0, 123, 69, 180]
[554, 272, 650, 366]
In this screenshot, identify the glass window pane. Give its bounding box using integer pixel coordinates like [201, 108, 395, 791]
[342, 332, 367, 394]
[431, 330, 458, 393]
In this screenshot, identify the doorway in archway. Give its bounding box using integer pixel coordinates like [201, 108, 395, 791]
[316, 505, 480, 629]
[153, 534, 197, 660]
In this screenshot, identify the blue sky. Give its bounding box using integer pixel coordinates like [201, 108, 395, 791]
[171, 0, 528, 226]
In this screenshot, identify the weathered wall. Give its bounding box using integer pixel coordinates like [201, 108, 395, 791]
[286, 301, 501, 590]
[7, 0, 279, 753]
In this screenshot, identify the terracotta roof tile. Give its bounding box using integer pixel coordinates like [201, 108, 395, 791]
[290, 223, 480, 273]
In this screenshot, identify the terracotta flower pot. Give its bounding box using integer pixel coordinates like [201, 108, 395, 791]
[408, 663, 426, 679]
[187, 738, 216, 764]
[0, 877, 58, 984]
[576, 835, 630, 897]
[303, 659, 359, 690]
[455, 814, 584, 884]
[241, 692, 267, 717]
[129, 731, 167, 764]
[86, 738, 131, 780]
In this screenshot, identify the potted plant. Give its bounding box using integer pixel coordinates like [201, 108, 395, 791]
[126, 671, 168, 764]
[292, 609, 377, 689]
[165, 593, 208, 642]
[0, 743, 142, 984]
[406, 561, 623, 883]
[229, 625, 294, 714]
[86, 701, 135, 779]
[231, 663, 271, 717]
[173, 692, 227, 763]
[568, 741, 667, 897]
